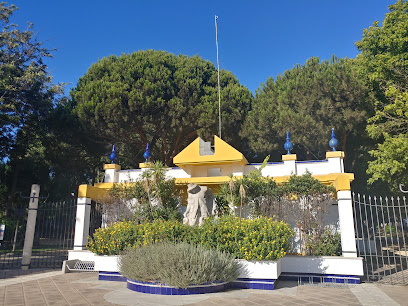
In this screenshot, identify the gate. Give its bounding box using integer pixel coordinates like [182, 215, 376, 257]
[0, 199, 103, 270]
[352, 193, 408, 285]
[0, 199, 77, 269]
[30, 200, 77, 268]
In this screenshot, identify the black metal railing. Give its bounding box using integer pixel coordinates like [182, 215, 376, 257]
[0, 208, 27, 269]
[353, 193, 408, 285]
[30, 199, 77, 268]
[0, 199, 77, 270]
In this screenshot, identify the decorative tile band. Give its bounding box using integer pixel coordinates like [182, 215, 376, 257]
[127, 279, 229, 295]
[98, 271, 127, 282]
[98, 272, 278, 292]
[231, 278, 276, 290]
[279, 272, 360, 284]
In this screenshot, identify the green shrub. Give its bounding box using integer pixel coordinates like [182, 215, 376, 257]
[306, 230, 342, 256]
[217, 170, 336, 253]
[88, 219, 191, 255]
[383, 224, 398, 236]
[191, 215, 293, 260]
[214, 191, 231, 217]
[88, 215, 293, 260]
[119, 242, 240, 289]
[103, 161, 181, 223]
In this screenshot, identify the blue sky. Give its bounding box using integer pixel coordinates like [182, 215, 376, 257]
[11, 0, 395, 96]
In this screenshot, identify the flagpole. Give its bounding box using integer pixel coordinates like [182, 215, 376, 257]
[215, 15, 221, 139]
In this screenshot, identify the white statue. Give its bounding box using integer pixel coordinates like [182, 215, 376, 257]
[183, 183, 215, 226]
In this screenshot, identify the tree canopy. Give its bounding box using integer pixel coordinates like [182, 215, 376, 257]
[355, 0, 408, 92]
[3, 0, 408, 204]
[71, 50, 253, 166]
[242, 56, 373, 165]
[0, 3, 62, 159]
[366, 83, 408, 190]
[356, 0, 408, 191]
[0, 3, 103, 212]
[0, 3, 67, 211]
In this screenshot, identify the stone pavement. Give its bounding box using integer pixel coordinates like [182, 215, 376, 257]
[0, 270, 407, 306]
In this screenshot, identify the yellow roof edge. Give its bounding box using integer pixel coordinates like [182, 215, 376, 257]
[175, 176, 242, 185]
[175, 158, 248, 166]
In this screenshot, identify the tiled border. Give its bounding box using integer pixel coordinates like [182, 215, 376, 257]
[232, 278, 276, 290]
[127, 279, 229, 295]
[98, 272, 278, 293]
[280, 272, 360, 284]
[98, 271, 360, 292]
[98, 271, 127, 282]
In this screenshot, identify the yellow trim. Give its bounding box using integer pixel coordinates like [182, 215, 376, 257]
[103, 164, 121, 170]
[78, 184, 109, 201]
[78, 172, 353, 202]
[175, 172, 353, 191]
[333, 173, 354, 191]
[175, 176, 243, 186]
[313, 173, 353, 187]
[139, 162, 154, 168]
[94, 182, 115, 189]
[282, 154, 297, 161]
[262, 173, 354, 192]
[173, 136, 248, 167]
[326, 151, 345, 159]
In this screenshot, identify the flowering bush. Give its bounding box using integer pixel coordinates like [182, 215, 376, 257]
[88, 215, 293, 261]
[88, 219, 191, 255]
[193, 215, 293, 260]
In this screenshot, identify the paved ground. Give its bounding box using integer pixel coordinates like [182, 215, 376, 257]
[0, 269, 407, 306]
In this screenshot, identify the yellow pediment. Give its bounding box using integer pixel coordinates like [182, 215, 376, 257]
[173, 136, 248, 167]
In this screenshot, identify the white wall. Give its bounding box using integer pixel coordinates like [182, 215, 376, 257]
[68, 250, 363, 276]
[112, 157, 344, 184]
[281, 255, 364, 276]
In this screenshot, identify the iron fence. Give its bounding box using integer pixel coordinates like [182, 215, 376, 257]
[90, 201, 103, 237]
[30, 199, 77, 268]
[0, 208, 26, 269]
[0, 199, 78, 269]
[353, 193, 408, 285]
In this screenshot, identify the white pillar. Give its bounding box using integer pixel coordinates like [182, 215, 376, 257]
[282, 154, 297, 175]
[103, 164, 121, 183]
[326, 151, 345, 173]
[21, 184, 40, 270]
[337, 190, 357, 257]
[73, 197, 91, 250]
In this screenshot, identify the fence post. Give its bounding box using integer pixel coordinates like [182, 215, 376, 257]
[73, 197, 91, 250]
[21, 184, 40, 270]
[337, 190, 358, 257]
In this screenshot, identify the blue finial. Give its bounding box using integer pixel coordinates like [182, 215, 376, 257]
[284, 131, 293, 155]
[329, 128, 338, 151]
[143, 143, 151, 163]
[109, 145, 117, 164]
